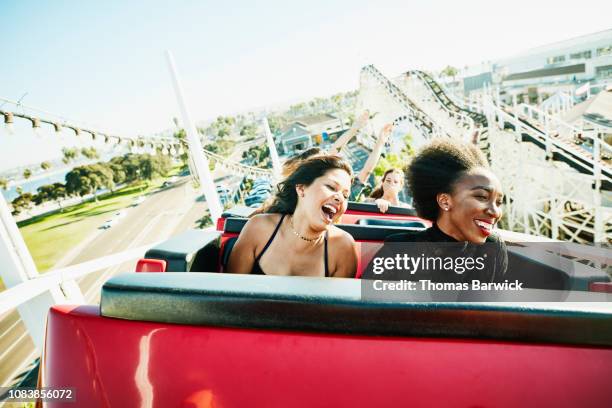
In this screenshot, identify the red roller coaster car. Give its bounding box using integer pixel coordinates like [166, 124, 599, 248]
[41, 202, 612, 407]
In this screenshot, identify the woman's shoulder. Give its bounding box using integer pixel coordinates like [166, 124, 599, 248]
[486, 232, 506, 248]
[248, 212, 283, 225]
[242, 213, 284, 236]
[328, 224, 356, 246]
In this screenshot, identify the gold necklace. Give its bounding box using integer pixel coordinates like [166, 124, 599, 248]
[289, 216, 323, 243]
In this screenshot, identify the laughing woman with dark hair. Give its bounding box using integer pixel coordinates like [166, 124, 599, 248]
[364, 139, 507, 283]
[405, 138, 504, 244]
[227, 155, 358, 278]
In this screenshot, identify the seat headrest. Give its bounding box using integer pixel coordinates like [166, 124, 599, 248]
[358, 218, 427, 229]
[223, 217, 424, 241]
[347, 202, 417, 216]
[100, 272, 612, 346]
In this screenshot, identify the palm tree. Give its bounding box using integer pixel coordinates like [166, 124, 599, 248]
[441, 66, 459, 82]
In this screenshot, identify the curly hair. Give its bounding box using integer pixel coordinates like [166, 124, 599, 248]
[406, 139, 489, 221]
[265, 155, 353, 214]
[369, 168, 404, 200]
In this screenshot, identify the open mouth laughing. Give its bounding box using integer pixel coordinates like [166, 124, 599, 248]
[321, 204, 338, 223]
[474, 219, 495, 237]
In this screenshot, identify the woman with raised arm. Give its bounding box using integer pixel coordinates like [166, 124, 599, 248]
[227, 155, 358, 278]
[365, 168, 410, 213]
[328, 110, 371, 155]
[349, 123, 393, 200]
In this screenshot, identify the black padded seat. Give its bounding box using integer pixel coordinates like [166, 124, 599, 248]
[223, 217, 424, 241]
[101, 272, 612, 346]
[222, 237, 238, 267]
[506, 246, 611, 291]
[144, 230, 221, 272]
[358, 218, 428, 229]
[347, 202, 417, 216]
[221, 205, 255, 219]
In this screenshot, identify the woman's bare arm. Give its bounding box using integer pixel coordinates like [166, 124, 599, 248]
[356, 123, 393, 184]
[328, 110, 370, 155]
[330, 232, 358, 278]
[226, 216, 267, 274]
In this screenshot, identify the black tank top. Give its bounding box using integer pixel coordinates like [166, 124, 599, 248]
[252, 214, 329, 277]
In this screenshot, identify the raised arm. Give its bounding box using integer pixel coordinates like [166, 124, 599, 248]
[356, 123, 393, 184]
[328, 110, 370, 155]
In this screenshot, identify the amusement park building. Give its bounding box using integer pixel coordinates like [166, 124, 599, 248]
[278, 113, 350, 154]
[460, 29, 612, 99]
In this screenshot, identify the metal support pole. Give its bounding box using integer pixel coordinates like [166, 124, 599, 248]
[592, 136, 604, 242]
[262, 117, 282, 180]
[0, 194, 72, 350]
[166, 50, 222, 221]
[544, 116, 552, 160]
[550, 196, 559, 240]
[512, 94, 521, 143]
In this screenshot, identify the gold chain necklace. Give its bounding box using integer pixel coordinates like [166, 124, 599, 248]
[289, 216, 323, 243]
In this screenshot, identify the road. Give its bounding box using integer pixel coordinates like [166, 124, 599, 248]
[0, 176, 207, 387]
[0, 140, 255, 387]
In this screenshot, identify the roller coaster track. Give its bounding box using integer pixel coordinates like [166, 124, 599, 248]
[201, 148, 272, 179]
[360, 65, 446, 138]
[408, 70, 488, 127]
[358, 65, 610, 242]
[401, 71, 611, 190]
[498, 108, 611, 190]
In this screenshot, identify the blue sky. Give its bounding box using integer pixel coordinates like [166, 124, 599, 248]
[1, 0, 611, 171]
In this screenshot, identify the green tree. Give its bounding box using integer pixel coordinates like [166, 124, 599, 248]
[110, 154, 141, 183]
[81, 147, 99, 160]
[23, 169, 32, 179]
[50, 182, 67, 211]
[140, 154, 171, 181]
[0, 178, 8, 190]
[173, 129, 189, 167]
[267, 115, 285, 134]
[11, 193, 34, 215]
[34, 183, 66, 209]
[65, 164, 114, 201]
[441, 66, 459, 81]
[217, 127, 229, 138]
[372, 134, 414, 178]
[108, 162, 127, 185]
[62, 147, 78, 164]
[40, 161, 51, 170]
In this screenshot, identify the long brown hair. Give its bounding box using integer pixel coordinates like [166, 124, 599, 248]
[369, 168, 403, 199]
[264, 155, 353, 214]
[281, 147, 323, 178]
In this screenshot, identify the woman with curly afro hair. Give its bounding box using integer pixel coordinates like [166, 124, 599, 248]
[363, 138, 507, 283]
[406, 138, 504, 243]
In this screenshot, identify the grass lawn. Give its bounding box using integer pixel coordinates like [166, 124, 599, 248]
[17, 177, 173, 273]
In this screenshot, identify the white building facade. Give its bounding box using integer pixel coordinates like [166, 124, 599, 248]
[460, 29, 612, 99]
